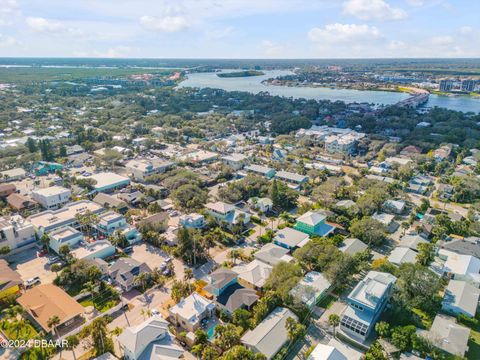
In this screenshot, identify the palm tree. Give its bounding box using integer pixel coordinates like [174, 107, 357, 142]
[328, 314, 340, 338]
[40, 233, 50, 253]
[279, 211, 294, 225]
[184, 268, 193, 281]
[10, 318, 25, 339]
[47, 315, 60, 338]
[134, 272, 149, 291]
[140, 308, 152, 320]
[65, 335, 80, 360]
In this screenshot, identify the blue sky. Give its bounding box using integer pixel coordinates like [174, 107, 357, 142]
[0, 0, 479, 58]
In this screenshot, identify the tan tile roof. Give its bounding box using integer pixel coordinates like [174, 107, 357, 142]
[17, 284, 84, 331]
[0, 259, 22, 292]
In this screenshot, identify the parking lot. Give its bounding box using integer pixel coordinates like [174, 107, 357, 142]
[7, 247, 57, 285]
[130, 243, 185, 280]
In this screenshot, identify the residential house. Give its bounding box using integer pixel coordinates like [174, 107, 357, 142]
[17, 284, 85, 335]
[125, 158, 174, 182]
[244, 164, 276, 179]
[398, 234, 428, 251]
[0, 215, 36, 250]
[31, 186, 71, 210]
[382, 200, 406, 215]
[437, 237, 480, 259]
[388, 247, 418, 266]
[28, 200, 104, 234]
[274, 171, 308, 190]
[241, 307, 298, 359]
[33, 161, 63, 176]
[71, 240, 116, 261]
[0, 168, 26, 182]
[0, 259, 22, 300]
[83, 172, 130, 193]
[205, 201, 251, 228]
[168, 292, 215, 333]
[0, 183, 16, 198]
[340, 271, 397, 342]
[248, 197, 273, 213]
[204, 268, 258, 314]
[179, 213, 205, 229]
[117, 315, 184, 360]
[96, 211, 142, 244]
[438, 249, 480, 286]
[93, 193, 128, 213]
[294, 211, 334, 237]
[339, 238, 368, 256]
[221, 153, 248, 170]
[433, 145, 453, 162]
[48, 226, 83, 254]
[109, 258, 152, 292]
[273, 227, 310, 250]
[420, 315, 469, 357]
[290, 271, 332, 307]
[442, 280, 479, 318]
[372, 212, 397, 233]
[7, 193, 38, 211]
[254, 243, 293, 266]
[233, 260, 272, 291]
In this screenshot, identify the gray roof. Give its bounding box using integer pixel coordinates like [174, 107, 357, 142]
[117, 316, 183, 360]
[274, 227, 310, 248]
[423, 315, 470, 356]
[339, 238, 368, 255]
[204, 268, 237, 293]
[241, 307, 298, 359]
[398, 234, 428, 251]
[442, 280, 480, 317]
[254, 243, 293, 266]
[109, 258, 151, 284]
[439, 238, 480, 259]
[93, 192, 127, 209]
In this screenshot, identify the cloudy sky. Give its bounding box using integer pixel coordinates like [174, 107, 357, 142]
[0, 0, 479, 58]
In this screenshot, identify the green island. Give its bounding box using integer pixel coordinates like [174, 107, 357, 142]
[217, 70, 265, 78]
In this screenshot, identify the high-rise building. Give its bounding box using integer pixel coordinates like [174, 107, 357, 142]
[461, 79, 476, 92]
[439, 79, 454, 92]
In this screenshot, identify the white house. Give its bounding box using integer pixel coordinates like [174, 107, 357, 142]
[125, 158, 174, 181]
[179, 213, 205, 229]
[442, 280, 480, 318]
[31, 186, 71, 210]
[222, 153, 247, 170]
[241, 307, 298, 359]
[117, 315, 183, 360]
[168, 292, 215, 333]
[0, 215, 36, 250]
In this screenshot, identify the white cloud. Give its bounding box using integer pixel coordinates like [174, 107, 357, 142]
[0, 34, 17, 47]
[0, 0, 20, 26]
[431, 35, 454, 46]
[308, 23, 381, 43]
[140, 15, 189, 32]
[26, 17, 82, 36]
[405, 0, 424, 6]
[388, 40, 407, 50]
[343, 0, 408, 21]
[459, 26, 473, 34]
[261, 40, 285, 56]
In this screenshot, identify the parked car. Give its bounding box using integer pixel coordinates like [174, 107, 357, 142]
[123, 246, 133, 254]
[47, 256, 60, 265]
[24, 277, 41, 288]
[151, 309, 160, 316]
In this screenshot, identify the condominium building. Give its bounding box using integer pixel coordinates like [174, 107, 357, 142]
[31, 186, 71, 210]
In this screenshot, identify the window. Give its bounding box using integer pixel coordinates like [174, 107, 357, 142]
[341, 315, 368, 336]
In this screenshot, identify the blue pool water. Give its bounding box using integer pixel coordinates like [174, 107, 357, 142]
[207, 324, 219, 339]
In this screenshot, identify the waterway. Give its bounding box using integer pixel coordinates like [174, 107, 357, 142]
[178, 70, 480, 113]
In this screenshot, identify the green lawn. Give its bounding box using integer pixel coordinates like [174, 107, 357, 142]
[317, 294, 336, 309]
[1, 319, 38, 341]
[80, 292, 119, 313]
[465, 320, 480, 360]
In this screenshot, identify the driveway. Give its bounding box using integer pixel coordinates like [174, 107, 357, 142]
[130, 243, 185, 280]
[7, 247, 57, 284]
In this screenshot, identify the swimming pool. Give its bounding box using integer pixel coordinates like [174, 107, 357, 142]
[207, 324, 219, 340]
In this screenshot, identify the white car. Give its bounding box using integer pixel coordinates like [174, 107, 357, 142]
[25, 277, 41, 287]
[151, 309, 160, 316]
